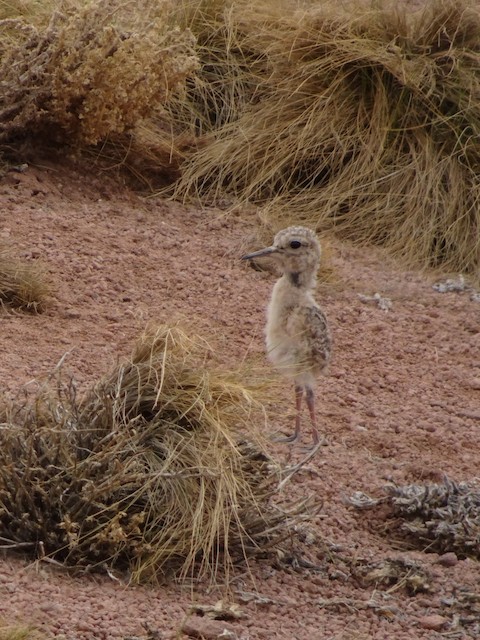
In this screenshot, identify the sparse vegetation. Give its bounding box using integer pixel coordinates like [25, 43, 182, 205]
[385, 478, 480, 557]
[349, 478, 480, 558]
[0, 324, 313, 583]
[1, 0, 480, 273]
[0, 246, 50, 312]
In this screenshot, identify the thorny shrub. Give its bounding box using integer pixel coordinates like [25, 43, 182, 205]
[0, 0, 198, 146]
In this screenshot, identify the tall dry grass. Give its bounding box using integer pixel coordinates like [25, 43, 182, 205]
[165, 0, 284, 136]
[2, 0, 480, 273]
[0, 324, 311, 584]
[171, 0, 480, 274]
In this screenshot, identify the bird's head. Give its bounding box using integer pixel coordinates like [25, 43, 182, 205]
[242, 226, 321, 277]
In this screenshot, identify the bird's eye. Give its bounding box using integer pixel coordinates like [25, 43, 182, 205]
[289, 240, 302, 249]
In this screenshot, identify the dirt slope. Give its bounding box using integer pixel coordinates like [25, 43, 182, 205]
[0, 160, 479, 640]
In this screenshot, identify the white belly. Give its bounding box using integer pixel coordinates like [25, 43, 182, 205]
[266, 328, 298, 374]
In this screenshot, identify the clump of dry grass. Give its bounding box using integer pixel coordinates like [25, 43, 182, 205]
[0, 622, 42, 640]
[0, 247, 50, 312]
[164, 0, 283, 137]
[172, 0, 480, 274]
[129, 0, 279, 188]
[0, 324, 312, 583]
[0, 0, 198, 182]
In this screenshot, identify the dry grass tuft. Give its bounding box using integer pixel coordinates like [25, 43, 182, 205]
[0, 246, 50, 312]
[0, 324, 312, 583]
[0, 622, 42, 640]
[172, 0, 480, 274]
[89, 119, 200, 190]
[164, 0, 283, 136]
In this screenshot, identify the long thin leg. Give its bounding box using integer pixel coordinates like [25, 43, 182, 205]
[272, 385, 303, 443]
[305, 387, 319, 445]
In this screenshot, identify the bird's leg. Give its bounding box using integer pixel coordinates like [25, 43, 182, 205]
[305, 387, 319, 445]
[293, 384, 303, 440]
[272, 385, 303, 443]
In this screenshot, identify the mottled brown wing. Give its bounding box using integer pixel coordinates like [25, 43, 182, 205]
[287, 304, 331, 371]
[304, 305, 331, 368]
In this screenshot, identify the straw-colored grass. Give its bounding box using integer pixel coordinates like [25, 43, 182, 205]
[165, 0, 284, 136]
[171, 0, 480, 275]
[0, 324, 311, 584]
[0, 247, 50, 312]
[0, 622, 42, 640]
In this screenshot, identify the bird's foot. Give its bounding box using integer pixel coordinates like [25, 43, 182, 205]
[299, 437, 328, 453]
[271, 432, 299, 444]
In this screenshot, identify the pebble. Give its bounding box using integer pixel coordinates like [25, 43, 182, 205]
[417, 614, 449, 631]
[181, 617, 239, 639]
[62, 308, 81, 319]
[436, 552, 458, 567]
[39, 603, 64, 614]
[76, 620, 95, 633]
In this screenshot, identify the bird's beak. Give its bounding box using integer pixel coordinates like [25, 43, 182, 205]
[241, 246, 277, 261]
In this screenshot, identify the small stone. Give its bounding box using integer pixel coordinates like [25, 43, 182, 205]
[181, 617, 238, 640]
[437, 552, 458, 567]
[76, 620, 94, 633]
[39, 603, 63, 614]
[418, 614, 449, 631]
[469, 378, 480, 390]
[62, 308, 81, 319]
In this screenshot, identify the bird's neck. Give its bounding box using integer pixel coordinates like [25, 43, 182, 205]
[268, 269, 317, 330]
[283, 268, 317, 292]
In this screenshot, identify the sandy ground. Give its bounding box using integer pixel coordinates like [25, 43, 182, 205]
[0, 160, 479, 640]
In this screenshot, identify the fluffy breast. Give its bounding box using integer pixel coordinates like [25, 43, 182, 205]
[265, 287, 331, 385]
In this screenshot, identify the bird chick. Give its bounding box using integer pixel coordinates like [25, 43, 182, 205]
[242, 226, 331, 446]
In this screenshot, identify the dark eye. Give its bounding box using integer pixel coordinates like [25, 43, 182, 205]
[289, 240, 302, 249]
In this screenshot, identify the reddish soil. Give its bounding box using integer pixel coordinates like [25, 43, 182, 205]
[1, 160, 479, 640]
